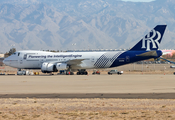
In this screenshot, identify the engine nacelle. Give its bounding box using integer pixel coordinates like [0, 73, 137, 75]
[41, 62, 58, 73]
[56, 63, 68, 70]
[41, 62, 68, 73]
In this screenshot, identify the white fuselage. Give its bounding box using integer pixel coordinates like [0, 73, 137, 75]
[3, 50, 123, 70]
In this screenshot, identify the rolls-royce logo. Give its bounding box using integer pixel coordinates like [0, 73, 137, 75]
[141, 29, 161, 51]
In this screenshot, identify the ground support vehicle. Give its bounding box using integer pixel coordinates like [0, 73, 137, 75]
[58, 70, 74, 75]
[108, 70, 123, 75]
[92, 70, 100, 75]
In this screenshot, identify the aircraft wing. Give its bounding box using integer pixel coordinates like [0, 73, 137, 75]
[44, 59, 85, 65]
[66, 59, 85, 65]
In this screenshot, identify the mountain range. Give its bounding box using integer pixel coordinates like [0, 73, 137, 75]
[0, 0, 175, 53]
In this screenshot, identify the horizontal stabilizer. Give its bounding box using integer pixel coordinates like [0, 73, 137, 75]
[137, 51, 158, 57]
[162, 51, 171, 55]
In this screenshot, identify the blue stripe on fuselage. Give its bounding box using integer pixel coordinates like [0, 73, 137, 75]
[110, 50, 162, 67]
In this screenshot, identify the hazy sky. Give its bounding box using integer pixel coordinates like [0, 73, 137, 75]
[122, 0, 155, 2]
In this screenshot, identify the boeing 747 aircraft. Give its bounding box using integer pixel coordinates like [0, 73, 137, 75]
[3, 25, 167, 75]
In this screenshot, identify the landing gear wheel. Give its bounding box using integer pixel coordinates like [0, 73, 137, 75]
[70, 72, 74, 75]
[76, 70, 88, 75]
[77, 72, 80, 75]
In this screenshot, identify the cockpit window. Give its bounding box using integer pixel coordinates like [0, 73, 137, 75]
[18, 53, 20, 56]
[13, 53, 16, 55]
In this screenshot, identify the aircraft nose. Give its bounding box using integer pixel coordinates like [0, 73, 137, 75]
[3, 59, 6, 65]
[3, 58, 8, 65]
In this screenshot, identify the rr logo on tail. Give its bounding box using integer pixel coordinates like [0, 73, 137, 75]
[141, 29, 161, 51]
[130, 25, 167, 51]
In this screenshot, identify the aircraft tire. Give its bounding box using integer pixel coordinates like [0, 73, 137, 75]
[70, 72, 74, 75]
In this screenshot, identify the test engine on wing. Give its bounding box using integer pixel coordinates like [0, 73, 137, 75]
[41, 62, 68, 73]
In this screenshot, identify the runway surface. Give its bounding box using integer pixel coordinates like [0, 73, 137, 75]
[0, 74, 175, 99]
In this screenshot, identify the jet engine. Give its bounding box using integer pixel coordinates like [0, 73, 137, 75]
[41, 62, 68, 73]
[56, 63, 68, 70]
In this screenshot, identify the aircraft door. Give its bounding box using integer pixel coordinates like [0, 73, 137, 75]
[126, 56, 130, 62]
[19, 53, 23, 65]
[19, 58, 23, 64]
[40, 58, 46, 67]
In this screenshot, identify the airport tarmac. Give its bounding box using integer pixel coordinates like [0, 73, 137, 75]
[0, 74, 175, 99]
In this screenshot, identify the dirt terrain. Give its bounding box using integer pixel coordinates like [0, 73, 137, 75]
[0, 98, 175, 120]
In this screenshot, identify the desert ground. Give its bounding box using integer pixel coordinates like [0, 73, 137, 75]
[0, 64, 175, 119]
[0, 98, 175, 120]
[0, 75, 175, 119]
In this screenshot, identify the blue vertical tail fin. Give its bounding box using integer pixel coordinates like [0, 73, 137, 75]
[130, 25, 167, 51]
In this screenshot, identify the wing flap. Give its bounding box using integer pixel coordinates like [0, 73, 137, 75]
[66, 59, 85, 65]
[40, 59, 85, 66]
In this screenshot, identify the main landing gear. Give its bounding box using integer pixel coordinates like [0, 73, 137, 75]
[76, 69, 88, 75]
